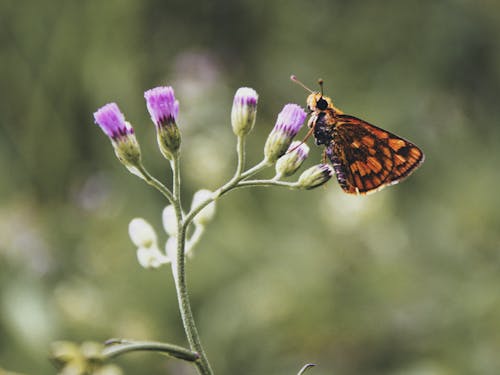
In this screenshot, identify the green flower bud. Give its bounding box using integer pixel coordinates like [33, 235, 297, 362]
[297, 164, 334, 189]
[275, 141, 310, 178]
[94, 103, 142, 169]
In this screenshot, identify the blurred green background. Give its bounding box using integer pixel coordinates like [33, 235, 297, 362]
[1, 0, 500, 374]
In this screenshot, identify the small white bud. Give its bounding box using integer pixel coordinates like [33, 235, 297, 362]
[136, 246, 169, 269]
[162, 205, 178, 236]
[128, 218, 157, 248]
[191, 189, 216, 226]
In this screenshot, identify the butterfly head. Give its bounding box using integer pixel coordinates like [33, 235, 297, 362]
[306, 92, 334, 112]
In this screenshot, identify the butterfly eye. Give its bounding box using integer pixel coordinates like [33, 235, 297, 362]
[317, 98, 328, 110]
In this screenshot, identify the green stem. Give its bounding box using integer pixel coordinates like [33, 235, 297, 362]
[297, 364, 316, 375]
[170, 156, 213, 375]
[103, 339, 199, 362]
[174, 222, 213, 375]
[237, 179, 298, 188]
[136, 163, 175, 204]
[171, 156, 182, 208]
[183, 159, 271, 229]
[233, 135, 246, 179]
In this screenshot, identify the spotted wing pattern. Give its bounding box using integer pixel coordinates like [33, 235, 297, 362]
[327, 115, 424, 195]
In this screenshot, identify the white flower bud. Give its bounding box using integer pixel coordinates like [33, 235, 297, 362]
[128, 218, 157, 248]
[162, 205, 178, 236]
[191, 189, 216, 226]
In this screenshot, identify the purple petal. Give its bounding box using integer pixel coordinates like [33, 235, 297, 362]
[144, 86, 179, 126]
[274, 104, 306, 137]
[94, 103, 133, 139]
[233, 87, 258, 108]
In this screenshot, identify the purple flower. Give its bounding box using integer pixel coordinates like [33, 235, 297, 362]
[144, 86, 181, 160]
[264, 104, 307, 162]
[144, 86, 179, 128]
[231, 87, 258, 136]
[273, 104, 307, 138]
[93, 103, 134, 140]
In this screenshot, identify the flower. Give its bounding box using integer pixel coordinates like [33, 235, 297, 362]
[264, 104, 306, 163]
[129, 218, 169, 269]
[297, 164, 334, 189]
[275, 141, 310, 178]
[144, 86, 181, 160]
[94, 103, 134, 140]
[231, 87, 258, 136]
[162, 205, 178, 236]
[190, 189, 216, 226]
[94, 103, 141, 169]
[129, 218, 157, 248]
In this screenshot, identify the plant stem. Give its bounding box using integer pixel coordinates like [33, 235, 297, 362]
[171, 155, 182, 208]
[183, 159, 271, 229]
[103, 340, 199, 362]
[233, 135, 246, 179]
[136, 164, 175, 204]
[170, 155, 213, 375]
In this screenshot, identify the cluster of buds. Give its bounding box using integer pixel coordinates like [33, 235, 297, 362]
[94, 82, 334, 270]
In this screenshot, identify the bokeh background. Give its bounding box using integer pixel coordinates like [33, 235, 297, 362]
[1, 0, 500, 374]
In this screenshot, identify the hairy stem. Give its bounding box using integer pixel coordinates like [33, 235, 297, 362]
[103, 339, 199, 362]
[136, 164, 175, 204]
[183, 159, 271, 229]
[170, 156, 213, 375]
[233, 135, 246, 179]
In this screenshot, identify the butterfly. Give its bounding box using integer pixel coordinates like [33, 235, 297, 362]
[291, 75, 424, 195]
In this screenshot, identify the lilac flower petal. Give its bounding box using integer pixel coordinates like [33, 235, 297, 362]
[274, 104, 307, 137]
[144, 86, 179, 126]
[93, 103, 133, 139]
[233, 87, 258, 108]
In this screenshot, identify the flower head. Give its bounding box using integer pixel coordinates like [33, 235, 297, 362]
[93, 103, 141, 169]
[297, 164, 334, 189]
[144, 86, 181, 160]
[145, 86, 179, 127]
[264, 104, 306, 163]
[94, 103, 134, 140]
[231, 87, 258, 136]
[275, 141, 310, 178]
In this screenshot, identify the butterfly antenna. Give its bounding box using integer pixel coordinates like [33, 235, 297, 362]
[318, 78, 324, 96]
[290, 75, 314, 93]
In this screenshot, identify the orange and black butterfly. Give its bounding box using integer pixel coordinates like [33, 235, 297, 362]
[291, 76, 424, 195]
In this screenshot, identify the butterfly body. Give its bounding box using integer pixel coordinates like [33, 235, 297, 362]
[305, 91, 424, 195]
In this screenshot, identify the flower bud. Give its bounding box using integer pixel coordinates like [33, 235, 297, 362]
[231, 87, 258, 136]
[191, 189, 216, 226]
[145, 86, 181, 160]
[297, 164, 334, 189]
[128, 218, 157, 248]
[275, 141, 310, 178]
[136, 246, 169, 269]
[162, 205, 178, 236]
[264, 104, 306, 163]
[94, 103, 141, 168]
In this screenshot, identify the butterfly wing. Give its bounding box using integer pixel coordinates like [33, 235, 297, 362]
[328, 115, 424, 195]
